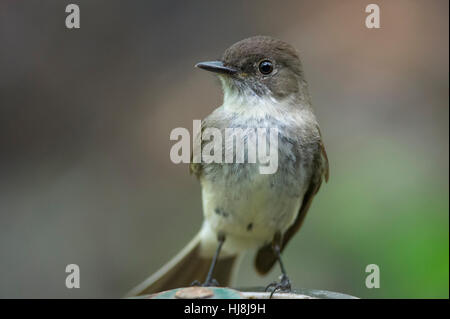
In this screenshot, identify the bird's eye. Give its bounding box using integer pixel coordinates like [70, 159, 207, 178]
[258, 60, 273, 75]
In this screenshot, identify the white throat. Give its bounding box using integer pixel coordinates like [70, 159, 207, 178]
[220, 80, 298, 120]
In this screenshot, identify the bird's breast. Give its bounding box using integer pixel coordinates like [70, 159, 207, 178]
[197, 97, 321, 256]
[199, 123, 317, 256]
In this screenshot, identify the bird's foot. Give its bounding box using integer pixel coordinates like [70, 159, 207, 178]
[265, 274, 292, 298]
[190, 278, 219, 287]
[202, 278, 219, 287]
[190, 280, 201, 287]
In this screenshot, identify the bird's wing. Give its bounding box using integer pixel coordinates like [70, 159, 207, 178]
[189, 121, 206, 178]
[189, 159, 203, 178]
[254, 133, 329, 275]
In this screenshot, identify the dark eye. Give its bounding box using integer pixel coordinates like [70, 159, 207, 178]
[258, 60, 273, 75]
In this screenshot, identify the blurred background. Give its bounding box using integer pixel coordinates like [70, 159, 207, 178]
[0, 0, 448, 298]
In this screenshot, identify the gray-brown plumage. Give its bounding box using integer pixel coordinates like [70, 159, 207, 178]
[128, 36, 328, 296]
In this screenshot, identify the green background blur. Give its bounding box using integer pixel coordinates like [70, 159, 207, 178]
[0, 0, 448, 298]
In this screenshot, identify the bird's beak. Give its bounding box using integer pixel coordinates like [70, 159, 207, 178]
[195, 61, 237, 75]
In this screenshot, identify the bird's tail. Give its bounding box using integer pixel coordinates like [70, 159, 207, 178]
[126, 232, 240, 297]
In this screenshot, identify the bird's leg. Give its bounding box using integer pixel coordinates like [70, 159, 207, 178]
[265, 233, 292, 298]
[192, 233, 226, 287]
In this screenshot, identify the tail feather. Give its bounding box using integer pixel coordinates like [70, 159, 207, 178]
[126, 233, 239, 297]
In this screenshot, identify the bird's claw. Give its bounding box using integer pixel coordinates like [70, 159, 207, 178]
[190, 278, 219, 287]
[202, 278, 219, 287]
[265, 274, 292, 298]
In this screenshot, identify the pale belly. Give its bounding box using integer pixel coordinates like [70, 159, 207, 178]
[198, 164, 307, 257]
[195, 105, 320, 257]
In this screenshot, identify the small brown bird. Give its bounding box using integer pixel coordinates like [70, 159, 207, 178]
[128, 36, 329, 296]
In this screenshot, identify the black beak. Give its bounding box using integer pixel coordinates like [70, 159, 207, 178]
[195, 61, 237, 75]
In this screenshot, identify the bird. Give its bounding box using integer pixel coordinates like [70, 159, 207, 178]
[128, 35, 329, 297]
